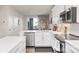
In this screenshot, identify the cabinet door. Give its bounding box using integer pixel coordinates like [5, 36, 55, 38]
[43, 32, 52, 46]
[52, 5, 64, 23]
[35, 32, 43, 47]
[35, 32, 52, 47]
[35, 32, 55, 47]
[30, 33, 35, 46]
[52, 37, 56, 49]
[54, 39, 60, 51]
[65, 5, 72, 11]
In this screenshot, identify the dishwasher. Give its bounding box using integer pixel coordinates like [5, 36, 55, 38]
[24, 32, 35, 47]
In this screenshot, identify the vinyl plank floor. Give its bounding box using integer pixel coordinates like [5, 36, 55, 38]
[35, 47, 53, 53]
[26, 47, 53, 53]
[26, 47, 35, 53]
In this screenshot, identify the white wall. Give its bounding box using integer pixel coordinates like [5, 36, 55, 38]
[69, 23, 79, 36]
[22, 16, 28, 30]
[0, 6, 24, 38]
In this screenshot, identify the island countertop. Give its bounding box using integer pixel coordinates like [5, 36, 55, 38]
[0, 36, 25, 53]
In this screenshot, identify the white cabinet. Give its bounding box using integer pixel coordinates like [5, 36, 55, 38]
[52, 5, 64, 23]
[35, 31, 53, 47]
[52, 5, 79, 23]
[65, 42, 79, 53]
[35, 32, 43, 47]
[65, 5, 72, 11]
[55, 39, 60, 51]
[52, 37, 60, 52]
[43, 32, 52, 46]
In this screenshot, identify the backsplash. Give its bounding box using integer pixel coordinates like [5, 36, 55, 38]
[55, 23, 79, 37]
[69, 23, 79, 36]
[38, 15, 49, 30]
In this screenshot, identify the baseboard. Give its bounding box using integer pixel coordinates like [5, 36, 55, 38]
[35, 47, 54, 52]
[26, 46, 35, 48]
[35, 46, 52, 48]
[51, 47, 54, 52]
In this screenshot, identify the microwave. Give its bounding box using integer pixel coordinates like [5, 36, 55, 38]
[60, 7, 77, 23]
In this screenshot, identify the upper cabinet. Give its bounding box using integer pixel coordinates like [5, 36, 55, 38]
[73, 5, 79, 23]
[65, 5, 72, 11]
[61, 6, 77, 23]
[52, 5, 79, 23]
[52, 5, 64, 24]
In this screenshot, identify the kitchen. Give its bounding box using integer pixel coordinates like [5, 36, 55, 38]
[0, 5, 79, 53]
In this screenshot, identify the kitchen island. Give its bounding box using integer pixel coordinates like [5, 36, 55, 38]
[0, 36, 26, 53]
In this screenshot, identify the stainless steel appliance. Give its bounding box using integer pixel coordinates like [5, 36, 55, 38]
[24, 32, 35, 47]
[60, 7, 77, 23]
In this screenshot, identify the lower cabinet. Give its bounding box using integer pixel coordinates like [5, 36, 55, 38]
[35, 31, 53, 47]
[52, 37, 60, 52]
[54, 39, 60, 52]
[65, 42, 79, 53]
[9, 39, 26, 53]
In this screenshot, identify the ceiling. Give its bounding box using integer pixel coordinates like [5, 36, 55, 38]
[11, 5, 53, 16]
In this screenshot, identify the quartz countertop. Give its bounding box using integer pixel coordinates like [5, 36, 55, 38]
[0, 36, 25, 53]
